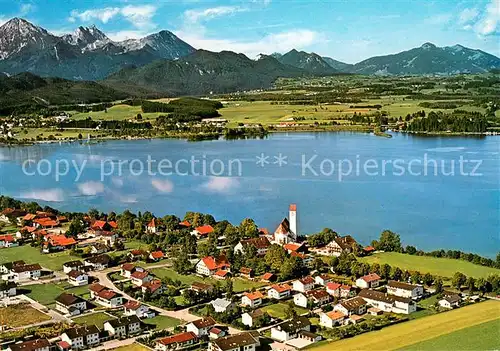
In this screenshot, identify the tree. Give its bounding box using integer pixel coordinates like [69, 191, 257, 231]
[224, 280, 234, 298]
[422, 273, 434, 287]
[410, 271, 421, 284]
[372, 230, 402, 252]
[88, 208, 99, 219]
[173, 250, 191, 274]
[380, 264, 391, 279]
[452, 272, 467, 290]
[65, 219, 85, 237]
[390, 266, 403, 281]
[434, 278, 443, 293]
[466, 276, 476, 292]
[405, 245, 417, 255]
[238, 218, 258, 238]
[265, 245, 287, 272]
[284, 302, 297, 319]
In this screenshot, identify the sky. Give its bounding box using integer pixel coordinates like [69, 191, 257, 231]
[1, 0, 499, 63]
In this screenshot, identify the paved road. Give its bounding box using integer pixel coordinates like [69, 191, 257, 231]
[88, 267, 243, 334]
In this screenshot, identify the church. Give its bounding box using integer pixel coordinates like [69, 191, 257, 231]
[272, 204, 298, 245]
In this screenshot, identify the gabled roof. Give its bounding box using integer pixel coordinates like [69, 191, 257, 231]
[262, 273, 276, 281]
[12, 263, 42, 273]
[191, 317, 216, 329]
[0, 234, 15, 242]
[124, 300, 144, 310]
[307, 289, 330, 300]
[56, 292, 85, 306]
[274, 316, 311, 333]
[195, 225, 214, 235]
[274, 218, 290, 235]
[106, 315, 141, 328]
[298, 276, 315, 285]
[340, 296, 368, 311]
[150, 251, 164, 259]
[211, 298, 233, 309]
[283, 243, 303, 252]
[270, 284, 291, 293]
[243, 291, 264, 300]
[64, 260, 84, 267]
[214, 270, 230, 278]
[200, 255, 230, 271]
[147, 218, 156, 228]
[121, 263, 136, 271]
[240, 267, 253, 275]
[211, 332, 259, 351]
[85, 254, 111, 265]
[89, 283, 106, 293]
[387, 280, 419, 291]
[131, 271, 149, 280]
[240, 237, 271, 250]
[325, 311, 345, 320]
[142, 279, 163, 293]
[68, 270, 86, 278]
[97, 290, 118, 300]
[332, 235, 358, 250]
[359, 273, 381, 283]
[9, 338, 50, 351]
[47, 235, 76, 246]
[191, 282, 213, 291]
[179, 220, 191, 227]
[326, 282, 341, 291]
[158, 332, 197, 346]
[64, 325, 100, 339]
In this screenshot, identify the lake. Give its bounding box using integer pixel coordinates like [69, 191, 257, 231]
[0, 132, 498, 257]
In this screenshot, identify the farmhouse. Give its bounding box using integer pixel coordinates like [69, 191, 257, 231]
[142, 279, 166, 296]
[355, 273, 381, 289]
[234, 237, 271, 256]
[157, 332, 198, 351]
[271, 316, 311, 342]
[55, 293, 88, 316]
[149, 251, 164, 261]
[439, 293, 461, 309]
[191, 225, 214, 238]
[191, 282, 214, 294]
[387, 280, 424, 299]
[358, 289, 417, 314]
[195, 255, 231, 277]
[315, 235, 358, 256]
[325, 282, 341, 297]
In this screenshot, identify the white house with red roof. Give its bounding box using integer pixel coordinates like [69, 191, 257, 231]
[0, 234, 18, 248]
[195, 255, 231, 277]
[292, 276, 315, 293]
[141, 279, 166, 296]
[95, 290, 123, 308]
[191, 225, 214, 238]
[268, 284, 292, 300]
[356, 273, 382, 289]
[131, 270, 154, 286]
[149, 251, 164, 262]
[186, 317, 216, 337]
[234, 237, 272, 256]
[156, 332, 198, 351]
[241, 291, 264, 308]
[326, 282, 342, 297]
[146, 218, 157, 234]
[314, 274, 332, 286]
[320, 311, 346, 328]
[123, 300, 153, 318]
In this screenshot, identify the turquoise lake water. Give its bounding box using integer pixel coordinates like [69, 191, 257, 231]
[0, 132, 498, 256]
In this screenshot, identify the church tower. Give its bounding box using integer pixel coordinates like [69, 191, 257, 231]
[289, 204, 297, 239]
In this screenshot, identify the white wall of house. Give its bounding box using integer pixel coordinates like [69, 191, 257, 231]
[294, 293, 308, 308]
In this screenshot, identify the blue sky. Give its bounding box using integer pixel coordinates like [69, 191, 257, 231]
[2, 0, 499, 63]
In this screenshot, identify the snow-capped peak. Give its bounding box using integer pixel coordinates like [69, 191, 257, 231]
[62, 25, 110, 52]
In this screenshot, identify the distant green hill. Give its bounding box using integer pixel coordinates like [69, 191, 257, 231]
[276, 49, 339, 75]
[105, 49, 308, 95]
[0, 72, 129, 114]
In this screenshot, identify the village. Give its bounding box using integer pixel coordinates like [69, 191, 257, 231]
[0, 203, 486, 351]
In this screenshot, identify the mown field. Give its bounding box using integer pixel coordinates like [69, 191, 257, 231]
[310, 300, 500, 351]
[142, 315, 181, 330]
[70, 104, 164, 122]
[0, 245, 78, 271]
[73, 311, 115, 329]
[261, 302, 309, 319]
[359, 252, 500, 279]
[401, 318, 500, 351]
[23, 282, 90, 307]
[110, 344, 150, 351]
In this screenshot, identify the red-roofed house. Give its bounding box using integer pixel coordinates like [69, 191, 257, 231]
[268, 284, 292, 300]
[179, 220, 191, 228]
[241, 291, 264, 308]
[157, 332, 198, 351]
[364, 246, 376, 254]
[191, 225, 214, 238]
[43, 235, 76, 252]
[326, 282, 342, 297]
[146, 218, 157, 234]
[261, 273, 277, 282]
[320, 311, 346, 328]
[142, 279, 166, 296]
[356, 273, 382, 289]
[123, 300, 152, 318]
[95, 289, 123, 308]
[34, 218, 59, 229]
[293, 276, 315, 293]
[214, 270, 231, 280]
[16, 226, 36, 239]
[0, 234, 18, 248]
[341, 285, 356, 298]
[283, 242, 305, 254]
[195, 255, 231, 277]
[131, 270, 154, 286]
[149, 251, 164, 262]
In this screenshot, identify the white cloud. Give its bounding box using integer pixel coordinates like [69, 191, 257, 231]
[107, 30, 149, 41]
[424, 13, 453, 25]
[184, 6, 248, 23]
[176, 29, 323, 58]
[69, 5, 157, 30]
[111, 177, 124, 188]
[474, 0, 499, 36]
[459, 8, 479, 25]
[20, 189, 64, 202]
[77, 181, 105, 196]
[20, 3, 34, 16]
[151, 179, 174, 193]
[201, 177, 239, 193]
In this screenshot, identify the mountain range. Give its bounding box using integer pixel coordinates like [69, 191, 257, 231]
[0, 17, 499, 92]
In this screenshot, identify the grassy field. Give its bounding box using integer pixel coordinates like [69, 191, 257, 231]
[71, 104, 163, 121]
[149, 268, 264, 293]
[0, 304, 51, 328]
[143, 315, 181, 330]
[310, 300, 500, 351]
[23, 282, 89, 307]
[401, 319, 500, 351]
[261, 302, 309, 319]
[110, 343, 150, 351]
[73, 312, 115, 329]
[0, 245, 79, 271]
[359, 252, 500, 279]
